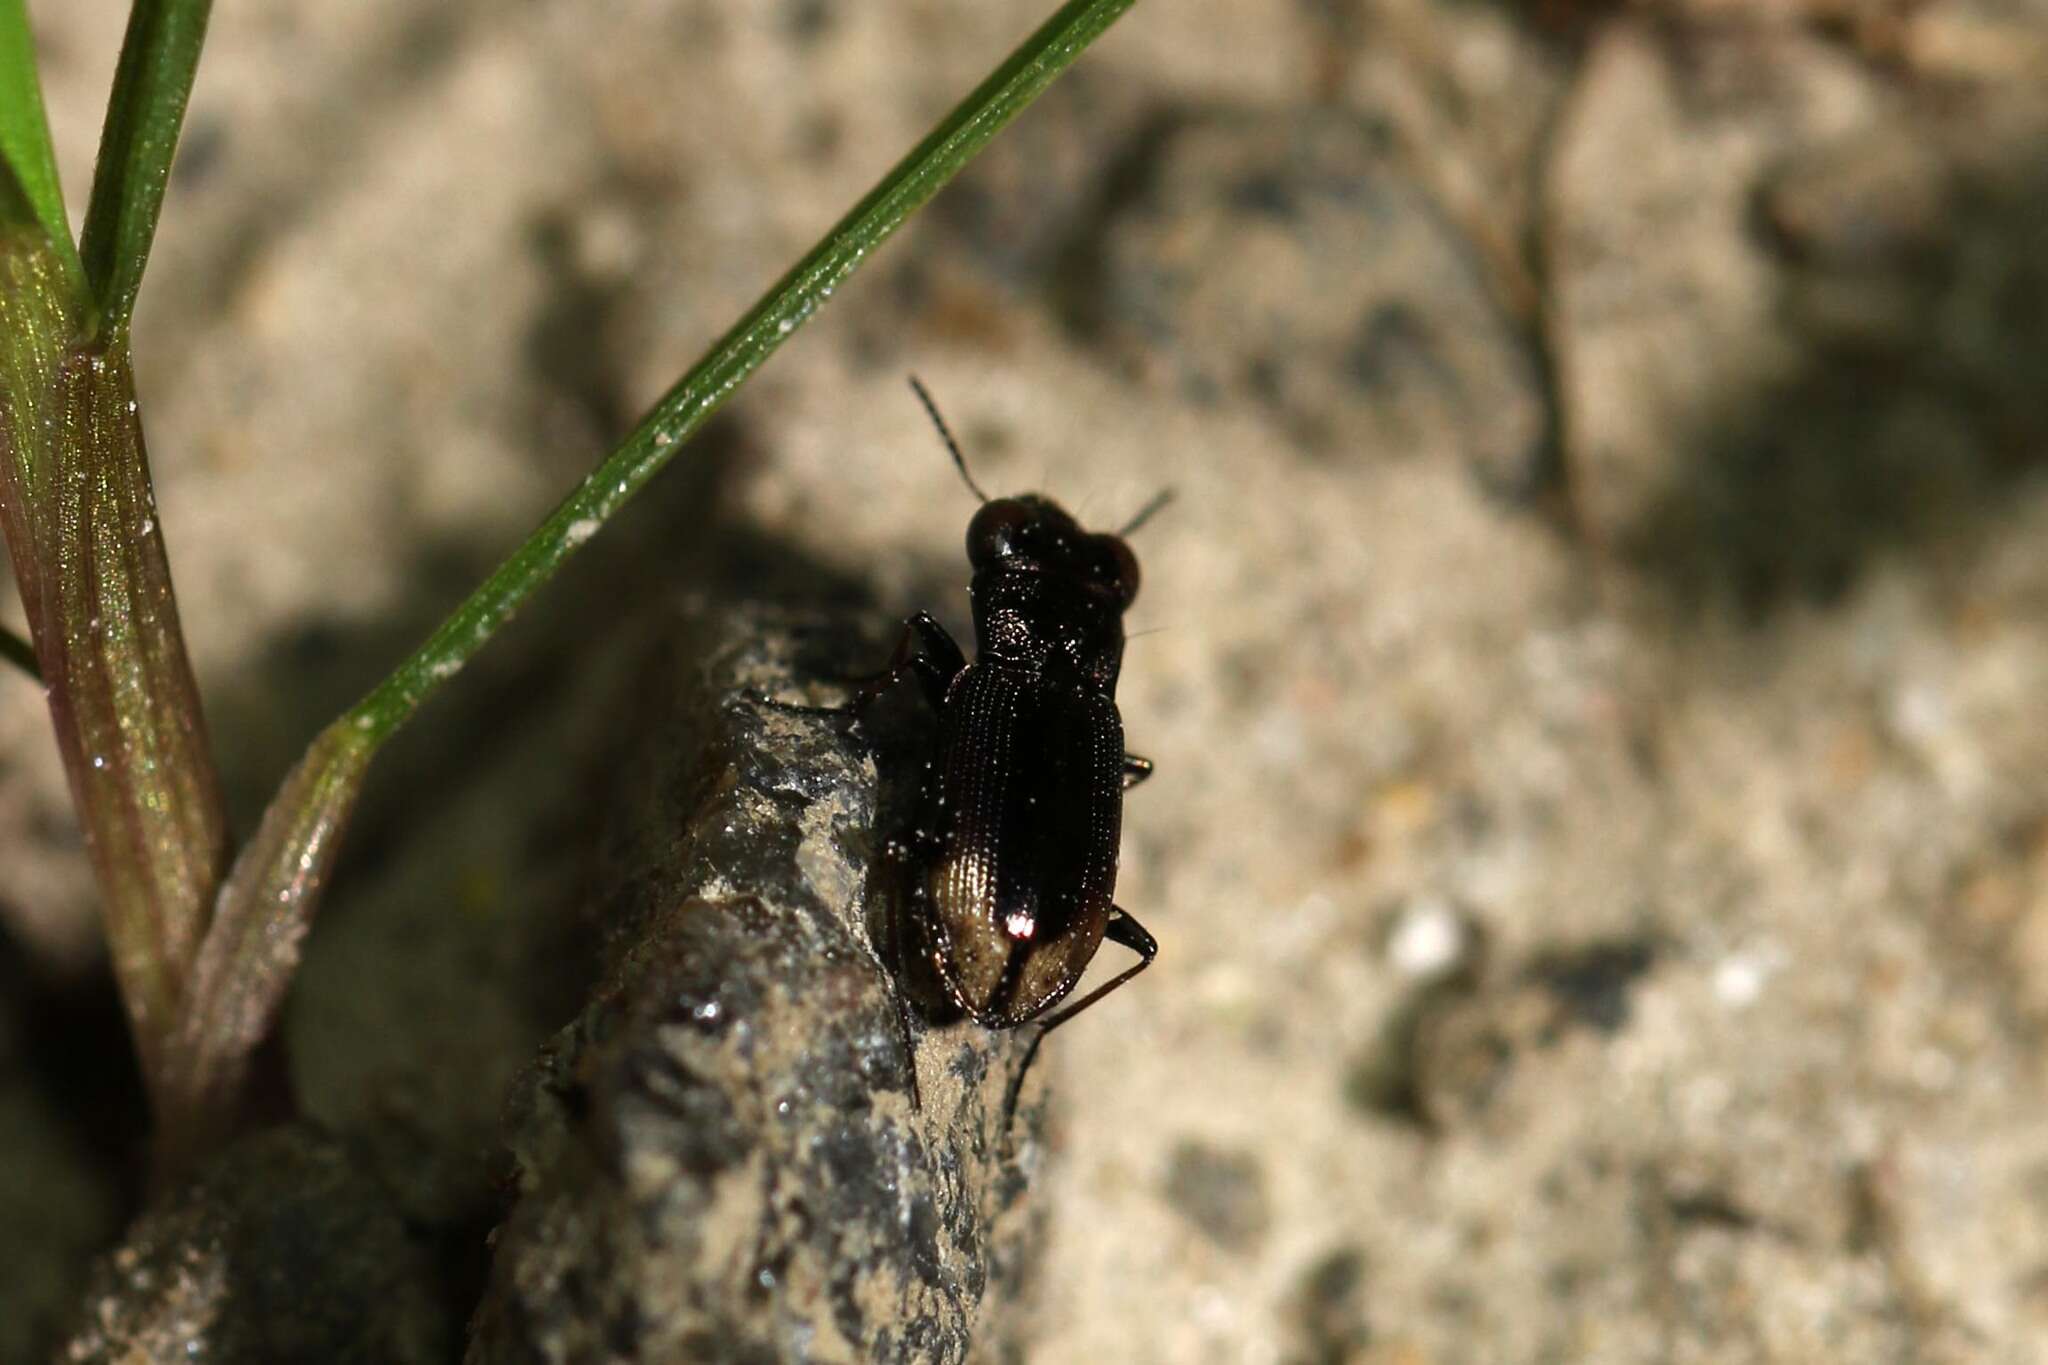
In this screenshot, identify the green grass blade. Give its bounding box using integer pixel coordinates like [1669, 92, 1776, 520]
[157, 720, 368, 1180]
[347, 0, 1141, 744]
[0, 0, 84, 297]
[0, 157, 82, 499]
[78, 0, 214, 337]
[0, 285, 227, 1104]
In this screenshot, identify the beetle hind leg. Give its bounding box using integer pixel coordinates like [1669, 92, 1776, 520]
[1000, 908, 1158, 1144]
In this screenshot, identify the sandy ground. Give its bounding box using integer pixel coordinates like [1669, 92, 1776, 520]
[7, 0, 2048, 1360]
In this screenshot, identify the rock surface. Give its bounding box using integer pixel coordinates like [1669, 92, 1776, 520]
[465, 604, 1040, 1365]
[61, 1127, 447, 1364]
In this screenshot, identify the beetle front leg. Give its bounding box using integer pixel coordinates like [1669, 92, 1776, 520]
[851, 610, 966, 712]
[754, 610, 964, 717]
[1121, 753, 1155, 790]
[1001, 908, 1159, 1140]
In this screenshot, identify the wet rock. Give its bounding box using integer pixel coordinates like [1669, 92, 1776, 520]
[465, 602, 1040, 1365]
[62, 1126, 448, 1364]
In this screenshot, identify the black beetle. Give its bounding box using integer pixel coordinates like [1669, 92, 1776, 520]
[789, 379, 1166, 1125]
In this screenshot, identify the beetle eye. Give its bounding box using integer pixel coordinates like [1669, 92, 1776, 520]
[1105, 537, 1140, 606]
[967, 499, 1034, 566]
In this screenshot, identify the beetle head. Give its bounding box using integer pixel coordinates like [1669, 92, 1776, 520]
[908, 374, 1162, 611]
[966, 497, 1141, 607]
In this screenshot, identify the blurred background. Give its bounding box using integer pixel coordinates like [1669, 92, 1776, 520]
[5, 0, 2048, 1360]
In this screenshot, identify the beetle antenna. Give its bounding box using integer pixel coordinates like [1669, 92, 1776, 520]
[907, 376, 988, 504]
[1118, 487, 1175, 537]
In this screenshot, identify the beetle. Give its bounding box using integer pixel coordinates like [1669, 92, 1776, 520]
[789, 378, 1166, 1126]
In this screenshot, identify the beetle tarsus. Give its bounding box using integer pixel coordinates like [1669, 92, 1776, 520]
[894, 994, 924, 1112]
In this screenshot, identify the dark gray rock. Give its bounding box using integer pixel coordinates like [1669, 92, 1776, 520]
[61, 1126, 449, 1363]
[465, 601, 1041, 1365]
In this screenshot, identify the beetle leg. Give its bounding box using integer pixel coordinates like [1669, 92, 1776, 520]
[851, 653, 951, 714]
[1000, 908, 1159, 1142]
[753, 611, 965, 717]
[1121, 753, 1155, 790]
[851, 610, 965, 712]
[892, 981, 924, 1113]
[1023, 908, 1158, 1037]
[904, 610, 967, 681]
[872, 837, 942, 1112]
